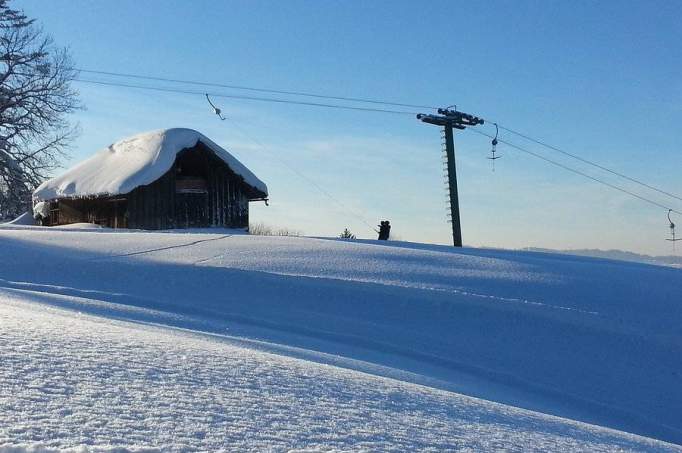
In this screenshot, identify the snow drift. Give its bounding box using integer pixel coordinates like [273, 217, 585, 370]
[32, 128, 268, 202]
[5, 211, 36, 226]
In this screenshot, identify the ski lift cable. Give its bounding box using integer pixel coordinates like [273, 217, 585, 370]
[482, 120, 682, 204]
[74, 79, 419, 116]
[469, 128, 682, 216]
[76, 68, 438, 111]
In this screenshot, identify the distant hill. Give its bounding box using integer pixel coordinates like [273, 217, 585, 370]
[523, 247, 682, 268]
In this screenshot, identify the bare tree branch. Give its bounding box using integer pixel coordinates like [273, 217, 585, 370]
[0, 0, 80, 219]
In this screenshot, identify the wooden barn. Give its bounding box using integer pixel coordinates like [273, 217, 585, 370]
[32, 128, 268, 229]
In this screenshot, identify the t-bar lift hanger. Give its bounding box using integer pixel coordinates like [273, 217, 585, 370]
[205, 94, 226, 120]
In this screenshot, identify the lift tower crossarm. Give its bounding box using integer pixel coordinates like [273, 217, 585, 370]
[417, 108, 484, 247]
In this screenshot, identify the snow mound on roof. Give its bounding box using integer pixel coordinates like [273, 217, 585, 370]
[33, 128, 268, 202]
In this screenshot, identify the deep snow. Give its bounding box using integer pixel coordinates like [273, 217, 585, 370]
[0, 225, 681, 451]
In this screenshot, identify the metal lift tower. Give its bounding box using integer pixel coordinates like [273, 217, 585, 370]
[417, 108, 484, 247]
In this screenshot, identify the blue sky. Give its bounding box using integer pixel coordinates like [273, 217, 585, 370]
[17, 1, 682, 254]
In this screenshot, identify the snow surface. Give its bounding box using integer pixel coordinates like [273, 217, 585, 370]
[1, 296, 677, 453]
[57, 222, 108, 230]
[5, 212, 35, 226]
[32, 128, 267, 202]
[1, 226, 681, 451]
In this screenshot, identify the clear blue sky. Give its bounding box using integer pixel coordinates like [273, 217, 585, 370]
[17, 1, 682, 254]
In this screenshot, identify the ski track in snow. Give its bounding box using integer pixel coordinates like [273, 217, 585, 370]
[1, 226, 682, 451]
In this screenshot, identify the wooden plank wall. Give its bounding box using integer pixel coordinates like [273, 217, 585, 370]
[126, 145, 251, 230]
[127, 170, 176, 230]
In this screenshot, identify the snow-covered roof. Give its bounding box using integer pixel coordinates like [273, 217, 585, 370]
[33, 128, 268, 202]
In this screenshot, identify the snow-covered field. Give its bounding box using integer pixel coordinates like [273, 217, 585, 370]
[1, 225, 681, 451]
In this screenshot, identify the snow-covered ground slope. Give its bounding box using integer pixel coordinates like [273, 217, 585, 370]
[1, 226, 681, 451]
[4, 295, 676, 453]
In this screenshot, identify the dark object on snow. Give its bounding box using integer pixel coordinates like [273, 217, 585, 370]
[378, 221, 390, 240]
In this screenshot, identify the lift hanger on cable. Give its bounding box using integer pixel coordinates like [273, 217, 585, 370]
[487, 123, 502, 171]
[205, 93, 226, 120]
[667, 209, 681, 246]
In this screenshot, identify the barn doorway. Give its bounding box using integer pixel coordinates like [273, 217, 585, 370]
[56, 197, 128, 228]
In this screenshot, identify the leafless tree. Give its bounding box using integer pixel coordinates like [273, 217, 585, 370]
[0, 0, 80, 219]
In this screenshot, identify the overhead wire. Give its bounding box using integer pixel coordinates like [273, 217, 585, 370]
[469, 128, 682, 215]
[76, 68, 438, 111]
[74, 79, 419, 115]
[482, 121, 682, 204]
